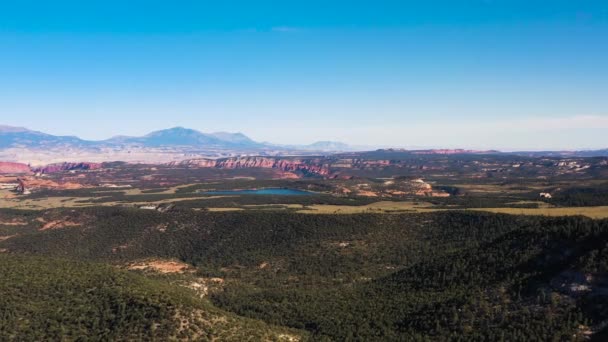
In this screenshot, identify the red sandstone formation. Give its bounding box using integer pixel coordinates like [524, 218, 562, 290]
[33, 162, 102, 174]
[0, 162, 31, 174]
[275, 171, 300, 179]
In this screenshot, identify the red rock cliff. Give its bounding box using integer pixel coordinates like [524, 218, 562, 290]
[0, 162, 31, 174]
[33, 162, 102, 174]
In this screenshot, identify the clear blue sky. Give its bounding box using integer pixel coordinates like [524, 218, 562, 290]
[1, 0, 607, 149]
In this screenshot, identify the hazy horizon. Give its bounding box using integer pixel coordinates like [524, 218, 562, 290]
[1, 1, 607, 150]
[2, 122, 606, 152]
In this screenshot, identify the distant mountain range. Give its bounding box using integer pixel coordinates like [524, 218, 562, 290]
[102, 127, 265, 148]
[0, 125, 94, 149]
[0, 125, 351, 152]
[1, 125, 607, 158]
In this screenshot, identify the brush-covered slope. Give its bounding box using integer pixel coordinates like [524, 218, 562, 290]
[0, 125, 265, 150]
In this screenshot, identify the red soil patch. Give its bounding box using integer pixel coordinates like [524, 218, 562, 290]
[0, 218, 28, 226]
[357, 190, 379, 197]
[0, 162, 31, 174]
[39, 220, 81, 231]
[0, 234, 18, 242]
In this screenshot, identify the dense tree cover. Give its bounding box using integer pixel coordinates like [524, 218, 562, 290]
[546, 186, 608, 207]
[212, 214, 608, 340]
[23, 185, 380, 207]
[174, 194, 379, 209]
[0, 254, 305, 341]
[0, 254, 194, 340]
[2, 208, 608, 340]
[426, 194, 543, 208]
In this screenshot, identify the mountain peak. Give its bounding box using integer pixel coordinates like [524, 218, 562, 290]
[210, 132, 256, 144]
[305, 141, 351, 151]
[145, 126, 201, 136]
[0, 125, 31, 133]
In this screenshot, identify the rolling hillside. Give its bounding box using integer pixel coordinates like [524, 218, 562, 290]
[2, 207, 608, 340]
[0, 253, 304, 341]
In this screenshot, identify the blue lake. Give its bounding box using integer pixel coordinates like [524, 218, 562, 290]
[200, 188, 314, 196]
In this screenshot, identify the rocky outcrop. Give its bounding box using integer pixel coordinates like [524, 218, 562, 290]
[168, 157, 331, 176]
[175, 159, 218, 168]
[33, 162, 102, 174]
[0, 162, 31, 174]
[15, 178, 28, 194]
[14, 177, 83, 194]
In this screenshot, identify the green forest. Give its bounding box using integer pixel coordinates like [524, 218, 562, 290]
[0, 254, 304, 341]
[2, 207, 608, 340]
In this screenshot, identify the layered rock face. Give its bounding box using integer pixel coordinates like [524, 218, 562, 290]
[0, 162, 31, 174]
[33, 162, 102, 174]
[169, 157, 330, 175]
